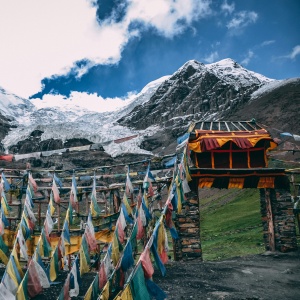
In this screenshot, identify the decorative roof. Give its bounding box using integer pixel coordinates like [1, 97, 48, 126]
[189, 120, 277, 153]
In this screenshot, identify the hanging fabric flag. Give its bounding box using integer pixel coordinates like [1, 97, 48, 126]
[84, 273, 99, 300]
[24, 200, 37, 224]
[4, 255, 22, 295]
[52, 178, 61, 204]
[58, 235, 66, 265]
[175, 174, 184, 214]
[122, 193, 132, 216]
[130, 221, 138, 251]
[150, 222, 166, 277]
[1, 192, 12, 216]
[143, 164, 155, 197]
[62, 219, 71, 244]
[129, 263, 151, 300]
[90, 175, 101, 217]
[28, 172, 38, 193]
[0, 235, 9, 265]
[145, 279, 167, 300]
[137, 205, 146, 240]
[17, 227, 28, 261]
[79, 234, 91, 276]
[116, 207, 127, 244]
[140, 247, 154, 279]
[0, 209, 7, 236]
[41, 228, 52, 257]
[25, 189, 34, 208]
[57, 273, 70, 300]
[121, 242, 134, 273]
[66, 201, 73, 225]
[27, 260, 43, 298]
[48, 245, 59, 282]
[31, 255, 50, 288]
[11, 246, 24, 277]
[111, 231, 122, 266]
[53, 173, 63, 188]
[115, 284, 133, 300]
[98, 251, 112, 290]
[48, 192, 56, 216]
[1, 172, 10, 192]
[126, 170, 134, 195]
[69, 256, 80, 297]
[70, 174, 78, 209]
[87, 212, 95, 236]
[100, 281, 110, 300]
[15, 271, 29, 300]
[44, 208, 54, 236]
[20, 215, 31, 239]
[157, 220, 168, 264]
[0, 282, 15, 300]
[84, 223, 97, 252]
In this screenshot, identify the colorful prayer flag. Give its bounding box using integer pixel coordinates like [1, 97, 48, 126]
[69, 256, 80, 297]
[48, 245, 59, 282]
[79, 235, 91, 276]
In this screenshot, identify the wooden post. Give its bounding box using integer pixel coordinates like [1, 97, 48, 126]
[265, 189, 275, 251]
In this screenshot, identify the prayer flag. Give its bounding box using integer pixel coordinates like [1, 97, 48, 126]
[140, 247, 154, 279]
[1, 173, 10, 192]
[0, 282, 15, 300]
[84, 273, 99, 300]
[32, 257, 50, 288]
[145, 279, 167, 300]
[130, 264, 151, 300]
[69, 256, 80, 297]
[57, 273, 70, 300]
[17, 227, 28, 261]
[27, 260, 43, 298]
[28, 173, 38, 193]
[69, 174, 78, 209]
[121, 242, 134, 272]
[16, 271, 29, 300]
[48, 245, 59, 282]
[52, 178, 61, 204]
[63, 219, 71, 244]
[79, 235, 91, 276]
[48, 192, 56, 216]
[1, 192, 11, 216]
[84, 224, 97, 252]
[126, 172, 134, 195]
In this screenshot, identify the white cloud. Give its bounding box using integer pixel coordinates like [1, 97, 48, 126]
[30, 91, 137, 113]
[221, 0, 235, 15]
[204, 51, 219, 63]
[0, 0, 212, 98]
[241, 50, 254, 66]
[261, 40, 275, 47]
[226, 11, 258, 31]
[286, 45, 300, 59]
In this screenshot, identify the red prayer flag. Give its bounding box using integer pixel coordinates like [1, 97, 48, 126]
[28, 260, 43, 298]
[140, 248, 154, 279]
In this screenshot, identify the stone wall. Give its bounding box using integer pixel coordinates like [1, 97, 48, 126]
[260, 188, 297, 252]
[174, 180, 202, 260]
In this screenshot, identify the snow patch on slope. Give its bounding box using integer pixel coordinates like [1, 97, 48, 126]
[251, 78, 300, 99]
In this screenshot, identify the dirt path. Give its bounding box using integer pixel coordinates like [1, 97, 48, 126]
[154, 250, 300, 300]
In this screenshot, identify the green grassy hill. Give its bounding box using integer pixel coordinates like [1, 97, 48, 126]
[199, 188, 265, 261]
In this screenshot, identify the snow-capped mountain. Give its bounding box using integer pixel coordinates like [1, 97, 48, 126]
[1, 58, 298, 165]
[118, 58, 273, 130]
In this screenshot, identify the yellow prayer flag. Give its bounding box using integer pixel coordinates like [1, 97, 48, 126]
[100, 281, 110, 300]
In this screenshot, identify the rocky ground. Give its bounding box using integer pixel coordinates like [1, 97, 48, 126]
[155, 250, 300, 300]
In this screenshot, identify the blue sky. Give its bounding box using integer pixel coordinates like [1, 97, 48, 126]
[0, 0, 299, 110]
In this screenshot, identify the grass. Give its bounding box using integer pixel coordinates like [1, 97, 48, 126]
[200, 188, 265, 261]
